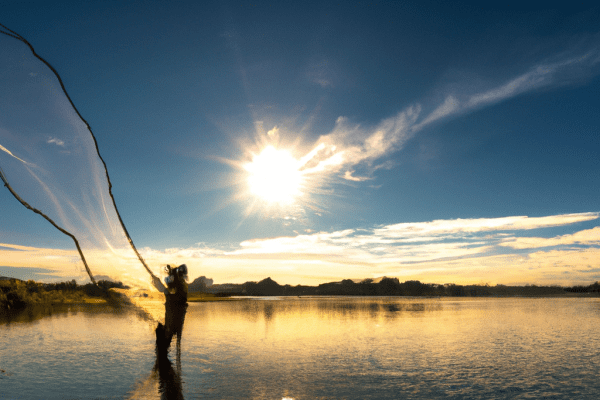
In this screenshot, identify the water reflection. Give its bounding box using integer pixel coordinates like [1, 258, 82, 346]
[315, 298, 439, 316]
[222, 296, 443, 322]
[156, 356, 184, 400]
[2, 297, 600, 399]
[1, 303, 157, 400]
[128, 353, 184, 400]
[0, 303, 129, 325]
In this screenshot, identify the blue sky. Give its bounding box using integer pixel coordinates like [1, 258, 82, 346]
[1, 1, 600, 286]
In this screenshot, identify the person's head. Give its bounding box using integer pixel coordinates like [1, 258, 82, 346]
[165, 264, 188, 285]
[176, 264, 188, 281]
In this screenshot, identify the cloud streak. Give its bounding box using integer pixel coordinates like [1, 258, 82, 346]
[4, 212, 598, 286]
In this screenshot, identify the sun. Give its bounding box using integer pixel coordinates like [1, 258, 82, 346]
[245, 145, 303, 204]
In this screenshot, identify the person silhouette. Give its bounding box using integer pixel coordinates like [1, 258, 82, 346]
[153, 264, 188, 358]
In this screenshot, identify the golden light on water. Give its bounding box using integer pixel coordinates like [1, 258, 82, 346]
[245, 145, 303, 205]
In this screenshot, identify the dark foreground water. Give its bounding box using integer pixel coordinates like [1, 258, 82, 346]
[1, 297, 599, 399]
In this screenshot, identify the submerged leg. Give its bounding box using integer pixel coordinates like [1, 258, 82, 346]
[176, 332, 182, 363]
[176, 331, 182, 349]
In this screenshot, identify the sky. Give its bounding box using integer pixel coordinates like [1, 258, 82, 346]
[1, 0, 600, 286]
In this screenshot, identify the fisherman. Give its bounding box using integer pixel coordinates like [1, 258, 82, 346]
[153, 264, 188, 358]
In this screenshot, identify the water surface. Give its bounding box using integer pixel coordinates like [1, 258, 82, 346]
[1, 297, 599, 399]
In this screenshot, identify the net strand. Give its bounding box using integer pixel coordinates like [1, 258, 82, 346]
[0, 167, 97, 285]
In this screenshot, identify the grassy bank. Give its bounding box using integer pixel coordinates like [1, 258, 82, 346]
[0, 277, 237, 313]
[0, 278, 125, 311]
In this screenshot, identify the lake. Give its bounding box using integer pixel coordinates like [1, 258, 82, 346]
[1, 297, 599, 399]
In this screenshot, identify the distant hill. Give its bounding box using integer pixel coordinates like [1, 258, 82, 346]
[188, 276, 214, 292]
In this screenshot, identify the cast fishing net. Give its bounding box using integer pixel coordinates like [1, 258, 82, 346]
[0, 25, 158, 288]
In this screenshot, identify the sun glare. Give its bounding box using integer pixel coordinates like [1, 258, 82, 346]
[245, 146, 303, 204]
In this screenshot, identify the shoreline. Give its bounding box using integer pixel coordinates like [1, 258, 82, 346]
[2, 292, 597, 325]
[3, 276, 599, 315]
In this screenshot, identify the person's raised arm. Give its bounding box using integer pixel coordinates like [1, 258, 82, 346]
[152, 274, 168, 294]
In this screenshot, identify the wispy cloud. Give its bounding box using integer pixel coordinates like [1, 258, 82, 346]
[306, 59, 336, 88]
[293, 45, 600, 183]
[415, 95, 459, 128]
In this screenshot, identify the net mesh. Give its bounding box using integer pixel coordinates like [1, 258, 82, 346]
[1, 26, 157, 289]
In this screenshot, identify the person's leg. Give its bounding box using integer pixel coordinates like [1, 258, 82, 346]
[164, 305, 176, 350]
[164, 325, 175, 350]
[155, 323, 168, 358]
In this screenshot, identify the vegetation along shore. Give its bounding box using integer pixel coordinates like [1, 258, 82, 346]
[2, 275, 599, 313]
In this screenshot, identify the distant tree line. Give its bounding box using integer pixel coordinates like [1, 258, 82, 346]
[189, 276, 600, 298]
[564, 281, 600, 293]
[0, 278, 127, 311]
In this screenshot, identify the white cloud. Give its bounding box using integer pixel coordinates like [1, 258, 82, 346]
[343, 170, 373, 182]
[500, 226, 600, 249]
[230, 212, 598, 263]
[47, 137, 65, 147]
[297, 106, 421, 181]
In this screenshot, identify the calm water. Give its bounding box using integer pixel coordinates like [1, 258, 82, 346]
[1, 297, 599, 399]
